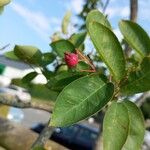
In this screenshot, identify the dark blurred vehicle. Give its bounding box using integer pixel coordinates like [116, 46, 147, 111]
[31, 123, 99, 150]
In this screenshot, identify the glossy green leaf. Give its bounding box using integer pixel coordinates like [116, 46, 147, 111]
[22, 71, 38, 83]
[14, 45, 42, 64]
[69, 32, 86, 48]
[50, 74, 114, 127]
[103, 100, 145, 150]
[62, 11, 72, 34]
[122, 100, 145, 150]
[88, 22, 126, 81]
[121, 56, 150, 95]
[5, 51, 19, 61]
[103, 101, 129, 150]
[50, 40, 75, 57]
[47, 73, 83, 92]
[86, 9, 111, 30]
[119, 20, 150, 57]
[0, 0, 11, 7]
[41, 52, 56, 66]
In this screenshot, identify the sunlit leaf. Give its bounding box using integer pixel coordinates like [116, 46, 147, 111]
[14, 45, 42, 64]
[88, 22, 126, 81]
[5, 51, 19, 61]
[0, 0, 11, 7]
[86, 9, 111, 30]
[69, 32, 86, 48]
[50, 40, 75, 57]
[50, 74, 114, 127]
[119, 20, 150, 57]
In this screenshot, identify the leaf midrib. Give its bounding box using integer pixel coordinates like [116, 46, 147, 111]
[56, 82, 106, 120]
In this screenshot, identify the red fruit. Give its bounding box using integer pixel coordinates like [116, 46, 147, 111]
[64, 52, 78, 68]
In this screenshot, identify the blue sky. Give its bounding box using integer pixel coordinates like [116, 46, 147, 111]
[1, 0, 150, 53]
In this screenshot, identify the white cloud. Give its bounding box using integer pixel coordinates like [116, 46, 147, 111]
[11, 2, 60, 40]
[64, 0, 84, 14]
[105, 6, 129, 18]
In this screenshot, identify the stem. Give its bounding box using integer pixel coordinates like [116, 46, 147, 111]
[31, 119, 54, 149]
[76, 49, 96, 72]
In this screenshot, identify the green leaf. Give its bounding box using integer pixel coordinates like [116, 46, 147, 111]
[88, 22, 126, 81]
[47, 73, 83, 92]
[121, 56, 150, 95]
[103, 100, 145, 150]
[69, 32, 87, 48]
[122, 100, 145, 150]
[22, 71, 38, 83]
[103, 101, 129, 150]
[76, 61, 91, 71]
[0, 6, 4, 14]
[4, 51, 19, 61]
[56, 65, 68, 72]
[50, 40, 75, 57]
[14, 45, 42, 64]
[50, 74, 114, 127]
[119, 20, 150, 57]
[0, 0, 11, 7]
[61, 11, 72, 34]
[41, 52, 56, 66]
[86, 9, 111, 30]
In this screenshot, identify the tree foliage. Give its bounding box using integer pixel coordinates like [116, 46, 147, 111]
[1, 1, 149, 149]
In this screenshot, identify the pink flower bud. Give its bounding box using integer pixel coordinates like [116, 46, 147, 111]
[64, 52, 78, 68]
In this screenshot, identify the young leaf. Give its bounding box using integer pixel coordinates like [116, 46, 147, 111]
[69, 32, 87, 48]
[122, 100, 145, 150]
[0, 0, 11, 7]
[121, 56, 150, 95]
[61, 11, 72, 34]
[22, 71, 38, 83]
[88, 22, 126, 81]
[50, 74, 114, 127]
[119, 20, 150, 57]
[103, 101, 129, 150]
[14, 45, 42, 64]
[5, 51, 19, 61]
[50, 40, 75, 57]
[0, 0, 11, 14]
[86, 9, 111, 30]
